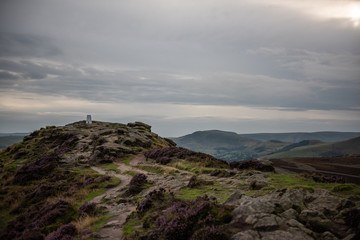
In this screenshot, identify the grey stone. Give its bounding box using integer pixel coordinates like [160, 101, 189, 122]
[260, 230, 293, 240]
[231, 230, 260, 240]
[254, 215, 279, 231]
[232, 197, 276, 217]
[224, 190, 244, 205]
[320, 231, 338, 240]
[280, 208, 298, 219]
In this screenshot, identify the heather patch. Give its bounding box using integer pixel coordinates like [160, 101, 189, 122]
[312, 173, 345, 183]
[13, 152, 60, 184]
[45, 223, 77, 240]
[1, 200, 76, 239]
[124, 193, 233, 240]
[229, 160, 274, 172]
[126, 173, 148, 195]
[78, 202, 98, 218]
[145, 147, 228, 169]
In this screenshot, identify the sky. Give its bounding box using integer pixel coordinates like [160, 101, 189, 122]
[0, 0, 359, 137]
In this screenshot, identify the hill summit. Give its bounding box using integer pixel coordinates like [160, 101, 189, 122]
[1, 121, 359, 240]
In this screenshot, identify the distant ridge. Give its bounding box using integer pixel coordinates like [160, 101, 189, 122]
[239, 131, 360, 143]
[264, 136, 360, 159]
[172, 130, 360, 161]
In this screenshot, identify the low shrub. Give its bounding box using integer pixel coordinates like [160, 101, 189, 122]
[14, 152, 60, 184]
[138, 196, 232, 240]
[127, 173, 147, 194]
[45, 224, 77, 240]
[229, 160, 274, 172]
[312, 173, 345, 183]
[145, 147, 228, 168]
[78, 202, 98, 218]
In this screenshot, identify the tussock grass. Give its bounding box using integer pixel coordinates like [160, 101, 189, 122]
[74, 215, 101, 232]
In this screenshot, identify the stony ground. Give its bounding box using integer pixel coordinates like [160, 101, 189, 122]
[88, 153, 360, 240]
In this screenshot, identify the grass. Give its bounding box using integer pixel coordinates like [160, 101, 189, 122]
[123, 156, 131, 166]
[176, 184, 233, 203]
[123, 219, 142, 236]
[168, 160, 216, 175]
[98, 162, 119, 173]
[123, 170, 137, 176]
[332, 183, 360, 195]
[92, 214, 115, 232]
[267, 173, 360, 197]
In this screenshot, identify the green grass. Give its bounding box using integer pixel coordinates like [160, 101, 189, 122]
[92, 214, 116, 232]
[98, 162, 119, 173]
[123, 170, 136, 176]
[332, 183, 360, 195]
[123, 219, 142, 236]
[177, 184, 232, 203]
[123, 157, 131, 166]
[267, 173, 360, 197]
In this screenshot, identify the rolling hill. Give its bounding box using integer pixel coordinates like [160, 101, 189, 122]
[172, 130, 290, 161]
[239, 131, 360, 143]
[173, 130, 360, 162]
[264, 136, 360, 159]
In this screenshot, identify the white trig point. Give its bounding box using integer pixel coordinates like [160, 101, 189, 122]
[86, 115, 92, 124]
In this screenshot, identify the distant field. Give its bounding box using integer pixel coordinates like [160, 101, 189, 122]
[270, 155, 360, 184]
[264, 137, 360, 159]
[0, 135, 27, 149]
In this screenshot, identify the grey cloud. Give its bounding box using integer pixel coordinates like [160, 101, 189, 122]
[0, 71, 19, 80]
[0, 57, 357, 111]
[0, 0, 359, 134]
[0, 33, 62, 58]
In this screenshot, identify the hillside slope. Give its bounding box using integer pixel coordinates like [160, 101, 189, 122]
[1, 121, 359, 240]
[173, 130, 291, 161]
[0, 121, 174, 239]
[264, 137, 360, 159]
[240, 131, 360, 143]
[0, 135, 26, 150]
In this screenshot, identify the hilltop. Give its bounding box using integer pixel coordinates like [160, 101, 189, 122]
[173, 130, 360, 161]
[0, 121, 359, 240]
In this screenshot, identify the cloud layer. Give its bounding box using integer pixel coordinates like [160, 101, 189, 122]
[0, 0, 359, 135]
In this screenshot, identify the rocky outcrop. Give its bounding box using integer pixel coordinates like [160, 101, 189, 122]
[227, 188, 359, 240]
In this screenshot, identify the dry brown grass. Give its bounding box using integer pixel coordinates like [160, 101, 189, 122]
[73, 215, 100, 232]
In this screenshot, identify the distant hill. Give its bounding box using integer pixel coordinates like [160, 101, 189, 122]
[172, 130, 289, 161]
[0, 133, 28, 149]
[264, 137, 360, 159]
[239, 132, 360, 143]
[173, 130, 360, 162]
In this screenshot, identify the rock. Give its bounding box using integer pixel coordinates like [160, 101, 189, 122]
[260, 230, 293, 240]
[232, 196, 276, 217]
[320, 231, 338, 240]
[104, 220, 120, 228]
[127, 122, 151, 131]
[231, 230, 260, 240]
[224, 190, 244, 205]
[280, 208, 298, 219]
[249, 180, 268, 190]
[253, 214, 279, 231]
[299, 210, 333, 233]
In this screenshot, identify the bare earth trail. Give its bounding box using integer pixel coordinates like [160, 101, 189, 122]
[89, 153, 250, 239]
[90, 154, 148, 239]
[90, 154, 192, 239]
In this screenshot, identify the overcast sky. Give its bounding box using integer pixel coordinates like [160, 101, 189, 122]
[0, 0, 359, 136]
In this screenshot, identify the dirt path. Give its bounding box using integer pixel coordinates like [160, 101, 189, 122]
[90, 154, 149, 239]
